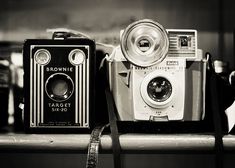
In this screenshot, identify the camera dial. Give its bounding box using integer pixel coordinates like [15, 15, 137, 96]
[45, 73, 74, 102]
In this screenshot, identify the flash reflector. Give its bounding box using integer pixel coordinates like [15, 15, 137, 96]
[120, 19, 169, 67]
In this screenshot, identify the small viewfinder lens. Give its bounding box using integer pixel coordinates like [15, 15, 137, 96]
[180, 36, 189, 47]
[69, 49, 85, 65]
[34, 49, 51, 65]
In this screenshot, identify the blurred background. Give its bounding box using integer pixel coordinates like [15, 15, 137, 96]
[0, 0, 235, 167]
[0, 0, 234, 66]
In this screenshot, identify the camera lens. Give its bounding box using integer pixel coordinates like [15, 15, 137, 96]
[51, 79, 68, 97]
[147, 77, 172, 102]
[46, 73, 74, 101]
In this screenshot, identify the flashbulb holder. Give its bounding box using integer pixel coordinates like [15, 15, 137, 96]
[120, 19, 169, 67]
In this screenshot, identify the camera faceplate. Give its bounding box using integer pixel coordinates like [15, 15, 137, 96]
[134, 58, 186, 121]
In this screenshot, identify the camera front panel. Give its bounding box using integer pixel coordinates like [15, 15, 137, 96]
[23, 39, 95, 131]
[132, 58, 186, 121]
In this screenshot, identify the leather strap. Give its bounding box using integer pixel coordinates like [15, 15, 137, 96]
[86, 125, 108, 168]
[105, 88, 122, 168]
[207, 52, 224, 168]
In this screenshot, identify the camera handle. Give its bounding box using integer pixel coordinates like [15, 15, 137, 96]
[47, 28, 91, 40]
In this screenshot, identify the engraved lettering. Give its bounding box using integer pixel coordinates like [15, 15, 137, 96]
[48, 103, 71, 108]
[166, 61, 179, 66]
[46, 67, 73, 72]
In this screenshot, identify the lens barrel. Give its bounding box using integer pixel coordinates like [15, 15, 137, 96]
[45, 73, 74, 102]
[147, 77, 172, 102]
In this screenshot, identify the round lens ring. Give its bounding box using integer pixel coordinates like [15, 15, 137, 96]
[121, 19, 169, 67]
[147, 77, 172, 102]
[69, 49, 85, 65]
[34, 49, 51, 65]
[45, 73, 74, 102]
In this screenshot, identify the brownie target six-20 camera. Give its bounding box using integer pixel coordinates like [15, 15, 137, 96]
[108, 19, 207, 121]
[23, 31, 95, 132]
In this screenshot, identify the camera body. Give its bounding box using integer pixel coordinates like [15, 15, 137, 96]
[23, 38, 95, 132]
[108, 20, 206, 121]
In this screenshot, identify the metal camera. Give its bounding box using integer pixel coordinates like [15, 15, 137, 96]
[23, 32, 95, 132]
[108, 19, 206, 121]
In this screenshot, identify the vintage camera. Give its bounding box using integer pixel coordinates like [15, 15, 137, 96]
[0, 42, 11, 129]
[23, 33, 95, 132]
[108, 19, 206, 121]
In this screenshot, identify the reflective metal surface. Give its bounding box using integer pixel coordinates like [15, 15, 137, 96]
[120, 19, 169, 67]
[0, 134, 235, 152]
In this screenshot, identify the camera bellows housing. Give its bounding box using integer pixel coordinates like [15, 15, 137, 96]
[23, 39, 95, 132]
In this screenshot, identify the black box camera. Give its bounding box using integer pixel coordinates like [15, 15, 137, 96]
[23, 37, 96, 132]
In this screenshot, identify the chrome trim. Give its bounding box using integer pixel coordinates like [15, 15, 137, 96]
[37, 64, 40, 125]
[68, 49, 85, 65]
[41, 66, 44, 124]
[34, 49, 51, 65]
[30, 57, 33, 126]
[33, 56, 36, 127]
[120, 19, 169, 67]
[79, 64, 82, 126]
[86, 47, 90, 126]
[83, 61, 86, 126]
[75, 66, 79, 124]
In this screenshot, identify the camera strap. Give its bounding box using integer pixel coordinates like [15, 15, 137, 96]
[207, 52, 224, 168]
[105, 88, 122, 168]
[86, 125, 108, 168]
